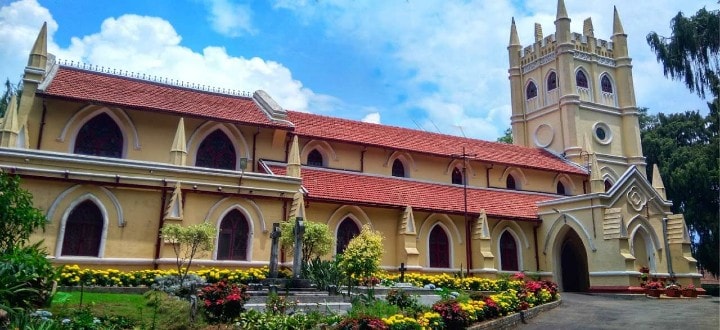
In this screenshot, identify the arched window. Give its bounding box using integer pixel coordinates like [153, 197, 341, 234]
[604, 179, 613, 192]
[601, 75, 613, 93]
[307, 149, 324, 167]
[336, 218, 360, 255]
[429, 225, 450, 268]
[451, 167, 463, 185]
[547, 72, 557, 91]
[506, 174, 517, 190]
[526, 82, 538, 99]
[217, 209, 249, 260]
[557, 182, 566, 195]
[500, 231, 519, 271]
[196, 129, 236, 170]
[62, 200, 103, 257]
[576, 70, 589, 88]
[392, 159, 406, 178]
[74, 113, 123, 158]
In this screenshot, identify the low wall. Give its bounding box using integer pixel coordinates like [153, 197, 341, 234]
[467, 299, 562, 330]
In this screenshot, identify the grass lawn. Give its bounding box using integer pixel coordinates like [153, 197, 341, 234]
[49, 290, 205, 329]
[50, 291, 148, 315]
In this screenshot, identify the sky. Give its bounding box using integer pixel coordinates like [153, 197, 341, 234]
[0, 0, 713, 140]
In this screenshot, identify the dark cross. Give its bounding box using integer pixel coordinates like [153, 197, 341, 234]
[292, 214, 305, 279]
[269, 223, 281, 278]
[398, 263, 407, 283]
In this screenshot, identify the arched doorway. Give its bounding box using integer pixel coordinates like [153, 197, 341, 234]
[559, 228, 589, 292]
[633, 228, 656, 272]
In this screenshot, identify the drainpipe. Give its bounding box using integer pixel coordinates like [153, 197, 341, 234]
[281, 200, 288, 264]
[485, 164, 493, 188]
[252, 128, 259, 172]
[533, 221, 541, 272]
[36, 99, 48, 150]
[360, 148, 367, 172]
[153, 179, 168, 270]
[590, 197, 596, 238]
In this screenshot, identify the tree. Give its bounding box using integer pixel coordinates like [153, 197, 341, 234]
[160, 222, 216, 287]
[0, 172, 55, 311]
[338, 224, 384, 293]
[0, 79, 21, 118]
[0, 171, 46, 253]
[640, 108, 719, 276]
[280, 220, 333, 264]
[645, 6, 720, 276]
[646, 8, 720, 99]
[497, 127, 513, 144]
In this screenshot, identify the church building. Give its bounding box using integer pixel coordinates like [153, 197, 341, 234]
[0, 0, 700, 292]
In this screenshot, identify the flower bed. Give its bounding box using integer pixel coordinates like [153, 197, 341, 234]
[58, 265, 269, 287]
[54, 266, 561, 329]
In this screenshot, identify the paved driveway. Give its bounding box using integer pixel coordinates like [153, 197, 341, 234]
[519, 293, 720, 330]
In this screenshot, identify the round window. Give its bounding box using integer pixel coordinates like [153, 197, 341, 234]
[592, 122, 612, 145]
[595, 126, 606, 140]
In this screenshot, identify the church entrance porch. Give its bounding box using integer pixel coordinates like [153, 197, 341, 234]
[559, 228, 590, 292]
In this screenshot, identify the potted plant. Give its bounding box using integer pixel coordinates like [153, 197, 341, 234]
[665, 283, 682, 297]
[645, 280, 663, 297]
[682, 284, 698, 298]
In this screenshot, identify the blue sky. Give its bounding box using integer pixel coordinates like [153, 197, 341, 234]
[0, 0, 712, 140]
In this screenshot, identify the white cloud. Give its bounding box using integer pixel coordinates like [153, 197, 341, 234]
[203, 0, 256, 37]
[0, 0, 318, 112]
[361, 112, 380, 124]
[0, 0, 58, 83]
[274, 0, 710, 139]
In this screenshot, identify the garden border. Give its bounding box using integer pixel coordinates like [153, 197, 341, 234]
[467, 298, 562, 330]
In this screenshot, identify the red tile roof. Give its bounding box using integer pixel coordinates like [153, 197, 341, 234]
[40, 66, 292, 128]
[268, 164, 557, 221]
[287, 111, 586, 175]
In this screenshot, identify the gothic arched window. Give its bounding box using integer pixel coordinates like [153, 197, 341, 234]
[195, 129, 236, 170]
[547, 72, 557, 91]
[62, 200, 104, 257]
[604, 179, 613, 192]
[217, 209, 249, 260]
[429, 225, 450, 268]
[601, 75, 613, 93]
[451, 167, 463, 185]
[392, 159, 406, 178]
[506, 174, 517, 190]
[576, 70, 589, 88]
[526, 81, 538, 99]
[74, 113, 123, 158]
[500, 231, 519, 271]
[557, 182, 566, 195]
[336, 218, 360, 255]
[307, 149, 324, 167]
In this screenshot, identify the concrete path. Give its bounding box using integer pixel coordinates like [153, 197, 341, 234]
[518, 293, 720, 330]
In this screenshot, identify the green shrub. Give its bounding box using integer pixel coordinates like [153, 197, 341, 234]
[281, 220, 333, 264]
[338, 225, 384, 293]
[144, 290, 203, 330]
[384, 289, 419, 311]
[348, 299, 399, 319]
[0, 242, 57, 310]
[304, 256, 342, 291]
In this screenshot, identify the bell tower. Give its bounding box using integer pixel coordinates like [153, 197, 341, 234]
[508, 0, 645, 186]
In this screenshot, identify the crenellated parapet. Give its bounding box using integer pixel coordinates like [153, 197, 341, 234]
[520, 32, 616, 74]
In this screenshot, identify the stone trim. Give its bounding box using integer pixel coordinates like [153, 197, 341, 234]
[467, 299, 562, 329]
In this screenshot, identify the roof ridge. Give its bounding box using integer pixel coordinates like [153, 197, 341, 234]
[54, 58, 253, 98]
[288, 110, 561, 153]
[263, 160, 559, 198]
